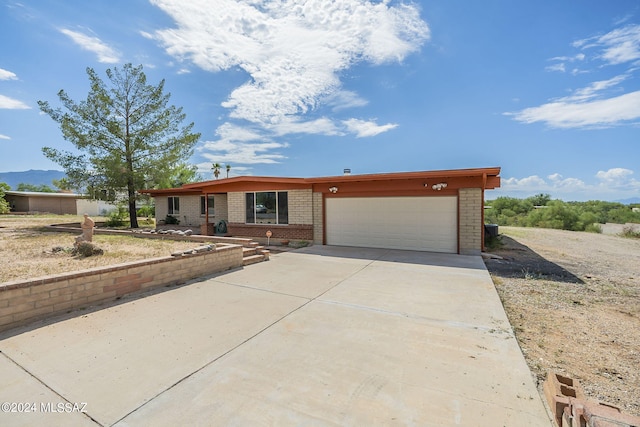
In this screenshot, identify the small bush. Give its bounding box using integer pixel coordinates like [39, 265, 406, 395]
[73, 242, 104, 257]
[484, 234, 503, 250]
[621, 225, 640, 239]
[138, 217, 155, 227]
[584, 223, 602, 233]
[165, 215, 180, 225]
[106, 205, 129, 227]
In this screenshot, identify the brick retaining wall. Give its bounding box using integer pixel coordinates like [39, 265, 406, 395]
[227, 223, 314, 241]
[0, 244, 243, 333]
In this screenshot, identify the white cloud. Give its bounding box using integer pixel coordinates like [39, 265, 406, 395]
[197, 122, 289, 165]
[575, 24, 640, 65]
[545, 63, 565, 73]
[150, 0, 428, 164]
[546, 53, 585, 73]
[59, 28, 120, 63]
[0, 69, 18, 80]
[596, 167, 634, 184]
[325, 90, 369, 112]
[496, 168, 639, 200]
[510, 24, 640, 129]
[508, 89, 640, 128]
[342, 118, 398, 137]
[0, 94, 30, 109]
[151, 1, 426, 120]
[268, 117, 341, 137]
[0, 134, 11, 140]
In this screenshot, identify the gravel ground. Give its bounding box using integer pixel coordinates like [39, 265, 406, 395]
[484, 226, 640, 417]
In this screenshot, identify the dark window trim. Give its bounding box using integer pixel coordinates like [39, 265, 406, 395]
[245, 191, 288, 225]
[168, 196, 180, 215]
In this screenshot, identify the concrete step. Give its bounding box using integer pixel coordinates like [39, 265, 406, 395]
[243, 247, 257, 257]
[242, 254, 266, 266]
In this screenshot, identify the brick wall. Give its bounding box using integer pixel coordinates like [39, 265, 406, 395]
[227, 192, 244, 223]
[0, 245, 243, 333]
[312, 192, 323, 244]
[155, 195, 169, 223]
[213, 194, 228, 223]
[226, 223, 313, 241]
[287, 189, 313, 225]
[173, 195, 201, 227]
[459, 188, 483, 255]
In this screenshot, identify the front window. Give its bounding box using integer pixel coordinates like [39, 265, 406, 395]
[200, 195, 215, 215]
[246, 191, 288, 224]
[168, 196, 180, 215]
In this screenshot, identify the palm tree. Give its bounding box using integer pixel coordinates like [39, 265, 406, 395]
[226, 164, 231, 178]
[212, 162, 222, 179]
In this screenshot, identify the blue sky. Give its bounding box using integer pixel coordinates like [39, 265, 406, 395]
[1, 0, 639, 201]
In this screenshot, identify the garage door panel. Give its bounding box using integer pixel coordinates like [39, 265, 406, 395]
[326, 197, 457, 253]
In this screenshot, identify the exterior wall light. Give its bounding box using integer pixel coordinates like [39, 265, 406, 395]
[431, 183, 448, 191]
[329, 186, 338, 193]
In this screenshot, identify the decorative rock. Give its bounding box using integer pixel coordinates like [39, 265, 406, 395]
[185, 229, 193, 236]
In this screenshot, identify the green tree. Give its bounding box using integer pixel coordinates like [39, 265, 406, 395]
[152, 163, 201, 188]
[16, 183, 56, 192]
[52, 177, 74, 192]
[225, 163, 231, 178]
[38, 63, 200, 228]
[0, 182, 10, 214]
[526, 193, 551, 207]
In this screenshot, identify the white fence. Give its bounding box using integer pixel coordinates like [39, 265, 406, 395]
[76, 199, 118, 216]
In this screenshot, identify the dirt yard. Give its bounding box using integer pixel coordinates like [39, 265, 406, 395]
[0, 215, 203, 283]
[484, 226, 640, 417]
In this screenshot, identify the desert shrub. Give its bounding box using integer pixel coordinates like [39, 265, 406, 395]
[105, 205, 128, 227]
[73, 242, 104, 257]
[484, 234, 503, 250]
[0, 182, 10, 214]
[164, 215, 180, 225]
[138, 217, 155, 227]
[621, 225, 640, 239]
[584, 223, 602, 233]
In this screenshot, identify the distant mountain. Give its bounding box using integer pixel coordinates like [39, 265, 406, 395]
[0, 169, 66, 190]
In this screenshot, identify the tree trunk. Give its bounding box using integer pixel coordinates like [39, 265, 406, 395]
[128, 184, 138, 229]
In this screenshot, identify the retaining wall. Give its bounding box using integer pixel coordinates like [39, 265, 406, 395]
[0, 244, 243, 333]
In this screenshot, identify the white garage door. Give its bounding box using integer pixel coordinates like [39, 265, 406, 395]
[326, 196, 457, 253]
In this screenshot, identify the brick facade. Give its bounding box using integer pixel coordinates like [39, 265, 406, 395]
[223, 189, 314, 241]
[227, 192, 244, 223]
[458, 188, 483, 255]
[312, 192, 323, 244]
[226, 223, 313, 241]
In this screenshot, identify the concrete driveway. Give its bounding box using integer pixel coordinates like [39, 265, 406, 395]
[0, 246, 552, 427]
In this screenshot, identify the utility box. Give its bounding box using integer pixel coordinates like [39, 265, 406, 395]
[484, 224, 499, 239]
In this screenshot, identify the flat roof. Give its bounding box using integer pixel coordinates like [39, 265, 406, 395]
[5, 191, 82, 198]
[141, 167, 501, 196]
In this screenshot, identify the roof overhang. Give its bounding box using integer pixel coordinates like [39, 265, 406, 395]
[5, 191, 82, 198]
[140, 167, 501, 196]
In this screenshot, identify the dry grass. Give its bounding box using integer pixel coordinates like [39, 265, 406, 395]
[485, 227, 640, 417]
[0, 214, 204, 283]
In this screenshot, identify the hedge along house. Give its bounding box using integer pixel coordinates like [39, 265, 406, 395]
[141, 167, 501, 255]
